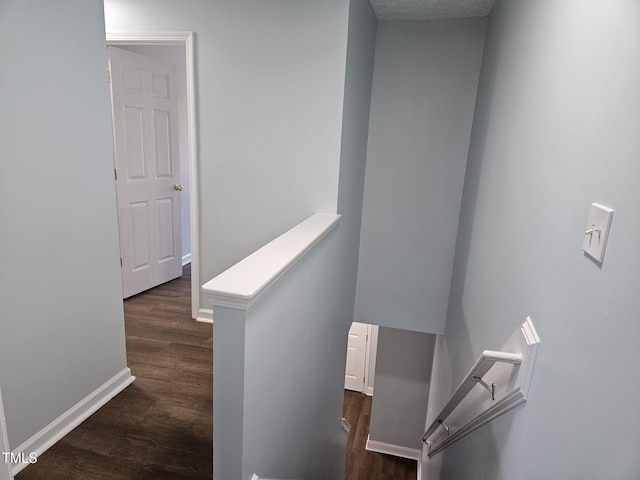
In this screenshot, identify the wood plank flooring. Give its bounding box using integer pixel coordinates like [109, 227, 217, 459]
[16, 263, 416, 479]
[343, 390, 418, 480]
[16, 264, 213, 480]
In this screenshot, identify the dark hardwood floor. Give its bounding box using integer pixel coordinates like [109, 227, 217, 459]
[17, 264, 213, 480]
[344, 390, 418, 480]
[16, 263, 416, 479]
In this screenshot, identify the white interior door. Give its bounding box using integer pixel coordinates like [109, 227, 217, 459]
[0, 385, 13, 480]
[108, 46, 182, 298]
[345, 322, 369, 392]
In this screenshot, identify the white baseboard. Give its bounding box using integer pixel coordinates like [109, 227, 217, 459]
[366, 434, 421, 460]
[365, 385, 374, 396]
[196, 308, 213, 324]
[182, 253, 192, 266]
[366, 435, 421, 480]
[11, 368, 135, 475]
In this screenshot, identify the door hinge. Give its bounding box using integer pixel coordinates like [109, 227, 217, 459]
[120, 258, 123, 268]
[114, 168, 118, 181]
[108, 70, 111, 84]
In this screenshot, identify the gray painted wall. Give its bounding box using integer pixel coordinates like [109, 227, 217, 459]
[212, 306, 246, 479]
[369, 327, 435, 450]
[212, 0, 377, 477]
[118, 44, 191, 261]
[336, 0, 379, 324]
[0, 0, 128, 448]
[104, 0, 351, 305]
[354, 19, 487, 334]
[240, 227, 349, 480]
[425, 0, 640, 478]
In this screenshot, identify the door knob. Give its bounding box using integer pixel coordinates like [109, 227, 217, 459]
[173, 184, 184, 191]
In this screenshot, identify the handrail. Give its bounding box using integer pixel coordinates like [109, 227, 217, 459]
[421, 350, 522, 443]
[421, 318, 539, 456]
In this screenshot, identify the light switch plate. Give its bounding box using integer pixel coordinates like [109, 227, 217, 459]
[582, 203, 613, 263]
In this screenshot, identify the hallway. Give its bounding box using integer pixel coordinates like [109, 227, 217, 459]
[16, 265, 213, 480]
[14, 264, 413, 479]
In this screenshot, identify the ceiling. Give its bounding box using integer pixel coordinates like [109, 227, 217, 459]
[369, 0, 496, 21]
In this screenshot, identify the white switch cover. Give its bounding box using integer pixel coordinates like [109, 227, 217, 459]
[582, 203, 613, 263]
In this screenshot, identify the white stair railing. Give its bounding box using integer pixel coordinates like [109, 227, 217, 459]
[421, 318, 540, 456]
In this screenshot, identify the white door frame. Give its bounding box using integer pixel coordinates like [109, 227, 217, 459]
[0, 385, 13, 480]
[364, 324, 378, 396]
[345, 322, 378, 395]
[106, 31, 204, 321]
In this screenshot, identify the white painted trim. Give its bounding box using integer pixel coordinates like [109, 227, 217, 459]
[196, 308, 214, 324]
[364, 324, 378, 396]
[10, 369, 134, 475]
[182, 253, 192, 266]
[106, 31, 190, 45]
[362, 324, 372, 394]
[0, 385, 13, 480]
[105, 31, 201, 321]
[365, 435, 421, 461]
[424, 317, 541, 456]
[202, 214, 341, 311]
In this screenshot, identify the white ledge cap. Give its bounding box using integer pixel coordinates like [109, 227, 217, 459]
[201, 213, 341, 310]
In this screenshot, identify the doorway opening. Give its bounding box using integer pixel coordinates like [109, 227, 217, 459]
[345, 322, 378, 395]
[106, 32, 203, 322]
